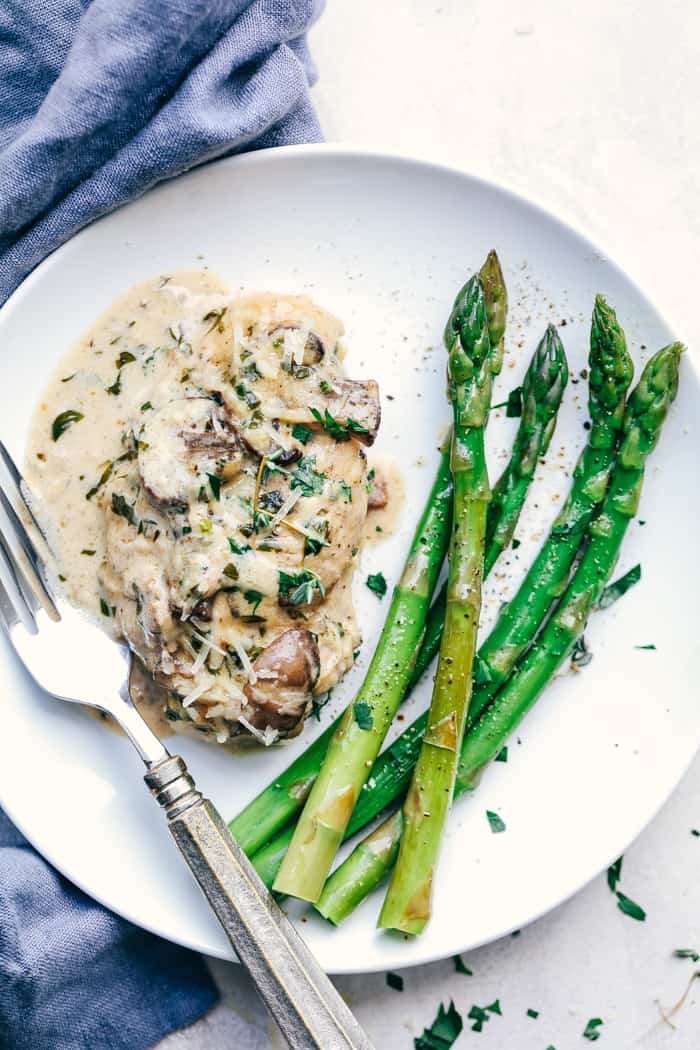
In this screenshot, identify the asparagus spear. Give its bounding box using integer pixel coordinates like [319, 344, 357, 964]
[406, 323, 569, 695]
[239, 327, 567, 887]
[377, 274, 495, 934]
[272, 441, 455, 901]
[317, 342, 683, 924]
[229, 443, 454, 858]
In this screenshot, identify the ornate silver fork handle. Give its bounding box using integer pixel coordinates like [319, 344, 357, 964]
[144, 754, 373, 1050]
[0, 440, 373, 1050]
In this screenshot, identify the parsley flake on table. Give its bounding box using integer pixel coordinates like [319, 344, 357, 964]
[526, 1007, 539, 1018]
[673, 949, 700, 962]
[583, 1017, 604, 1041]
[414, 1001, 463, 1049]
[366, 571, 387, 598]
[607, 856, 623, 893]
[353, 701, 373, 731]
[616, 891, 646, 921]
[486, 810, 506, 834]
[453, 954, 473, 975]
[386, 971, 403, 991]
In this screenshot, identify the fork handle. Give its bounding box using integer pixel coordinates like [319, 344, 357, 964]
[144, 756, 374, 1050]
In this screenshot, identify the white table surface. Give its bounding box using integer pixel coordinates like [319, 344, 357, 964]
[160, 2, 700, 1046]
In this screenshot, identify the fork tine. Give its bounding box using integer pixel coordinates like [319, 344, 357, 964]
[0, 527, 37, 629]
[0, 484, 57, 615]
[0, 439, 47, 539]
[0, 570, 20, 631]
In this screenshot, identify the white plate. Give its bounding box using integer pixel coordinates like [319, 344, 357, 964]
[0, 146, 697, 975]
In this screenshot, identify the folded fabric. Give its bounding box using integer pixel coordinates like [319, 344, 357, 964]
[0, 0, 323, 1046]
[0, 0, 324, 305]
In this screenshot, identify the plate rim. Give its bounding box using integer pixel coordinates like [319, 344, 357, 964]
[0, 142, 694, 974]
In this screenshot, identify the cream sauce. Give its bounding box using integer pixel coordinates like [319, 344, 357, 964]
[25, 272, 396, 746]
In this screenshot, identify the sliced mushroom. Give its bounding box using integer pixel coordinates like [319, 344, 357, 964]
[242, 628, 320, 734]
[367, 471, 388, 510]
[317, 378, 381, 446]
[138, 397, 243, 513]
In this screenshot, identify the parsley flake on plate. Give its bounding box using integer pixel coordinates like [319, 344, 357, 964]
[366, 571, 387, 598]
[52, 410, 84, 442]
[486, 810, 506, 834]
[353, 701, 373, 731]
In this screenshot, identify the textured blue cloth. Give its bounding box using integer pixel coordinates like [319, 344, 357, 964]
[0, 1, 322, 1047]
[0, 0, 323, 305]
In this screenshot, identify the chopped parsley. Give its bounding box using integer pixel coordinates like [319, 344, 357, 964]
[234, 381, 260, 408]
[526, 1008, 539, 1019]
[582, 1018, 603, 1041]
[453, 955, 473, 976]
[203, 306, 228, 334]
[467, 999, 501, 1033]
[258, 490, 285, 512]
[319, 379, 332, 394]
[599, 563, 641, 609]
[292, 423, 314, 445]
[353, 701, 373, 731]
[52, 410, 84, 441]
[228, 538, 251, 555]
[111, 492, 136, 526]
[674, 949, 700, 962]
[607, 856, 623, 892]
[99, 598, 111, 617]
[223, 563, 239, 580]
[338, 480, 353, 502]
[244, 589, 263, 613]
[304, 533, 329, 556]
[140, 401, 153, 411]
[206, 473, 221, 501]
[386, 972, 403, 992]
[635, 643, 656, 650]
[366, 571, 387, 598]
[414, 1001, 463, 1050]
[495, 746, 508, 763]
[290, 456, 325, 497]
[616, 891, 646, 921]
[115, 350, 136, 368]
[80, 549, 96, 556]
[310, 406, 370, 442]
[486, 810, 506, 834]
[278, 569, 325, 606]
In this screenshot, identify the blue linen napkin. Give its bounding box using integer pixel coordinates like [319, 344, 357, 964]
[0, 0, 323, 306]
[0, 1, 323, 1046]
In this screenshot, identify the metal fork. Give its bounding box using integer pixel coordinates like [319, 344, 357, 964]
[0, 440, 373, 1050]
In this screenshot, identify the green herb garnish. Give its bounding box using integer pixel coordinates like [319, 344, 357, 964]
[52, 410, 84, 441]
[495, 746, 508, 763]
[486, 810, 506, 834]
[80, 549, 96, 556]
[278, 569, 325, 606]
[571, 635, 592, 668]
[310, 406, 370, 442]
[635, 643, 656, 650]
[616, 892, 646, 921]
[453, 955, 473, 976]
[290, 456, 325, 497]
[206, 473, 221, 501]
[526, 1008, 539, 1019]
[292, 423, 314, 445]
[386, 972, 403, 992]
[99, 598, 111, 617]
[366, 571, 387, 598]
[414, 1001, 463, 1050]
[244, 589, 264, 613]
[353, 701, 373, 731]
[583, 1018, 603, 1041]
[115, 350, 136, 368]
[203, 306, 228, 334]
[141, 401, 153, 411]
[674, 949, 700, 961]
[228, 538, 251, 555]
[311, 691, 331, 722]
[607, 856, 623, 892]
[111, 492, 136, 526]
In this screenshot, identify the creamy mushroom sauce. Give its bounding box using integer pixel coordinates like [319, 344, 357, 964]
[26, 272, 388, 746]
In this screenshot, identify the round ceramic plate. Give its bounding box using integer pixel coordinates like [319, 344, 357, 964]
[0, 146, 697, 974]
